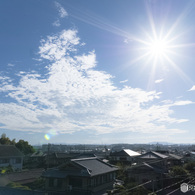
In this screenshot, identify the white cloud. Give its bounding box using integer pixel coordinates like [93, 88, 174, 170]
[172, 100, 193, 106]
[7, 63, 14, 67]
[53, 19, 61, 27]
[120, 79, 128, 83]
[53, 2, 68, 27]
[188, 85, 195, 91]
[55, 2, 68, 18]
[155, 79, 164, 83]
[0, 29, 189, 136]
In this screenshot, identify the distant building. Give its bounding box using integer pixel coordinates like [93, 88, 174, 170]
[42, 157, 118, 195]
[109, 149, 140, 164]
[183, 151, 195, 162]
[45, 152, 97, 168]
[0, 145, 24, 171]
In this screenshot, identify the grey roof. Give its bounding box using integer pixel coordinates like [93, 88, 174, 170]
[0, 145, 23, 157]
[1, 168, 44, 184]
[31, 151, 46, 157]
[43, 157, 118, 178]
[168, 153, 183, 160]
[110, 149, 140, 157]
[123, 149, 140, 157]
[151, 151, 168, 158]
[55, 152, 96, 159]
[55, 152, 77, 159]
[72, 157, 118, 176]
[138, 151, 168, 159]
[42, 168, 69, 178]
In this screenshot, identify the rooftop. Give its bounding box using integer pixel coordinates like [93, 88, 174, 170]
[0, 145, 23, 157]
[72, 157, 118, 176]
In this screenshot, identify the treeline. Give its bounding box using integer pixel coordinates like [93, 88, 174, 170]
[0, 133, 35, 155]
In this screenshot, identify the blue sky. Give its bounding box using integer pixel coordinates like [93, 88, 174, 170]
[0, 0, 195, 145]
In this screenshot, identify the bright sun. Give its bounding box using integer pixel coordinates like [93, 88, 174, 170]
[134, 34, 174, 67]
[148, 39, 169, 57]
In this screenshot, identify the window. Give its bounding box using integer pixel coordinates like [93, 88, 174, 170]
[0, 158, 9, 164]
[69, 177, 82, 188]
[11, 158, 21, 164]
[16, 158, 21, 164]
[57, 179, 63, 188]
[49, 178, 54, 187]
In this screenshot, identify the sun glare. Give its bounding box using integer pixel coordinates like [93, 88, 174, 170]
[148, 39, 169, 57]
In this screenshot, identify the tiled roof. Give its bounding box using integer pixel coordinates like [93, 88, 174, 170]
[42, 157, 118, 178]
[0, 145, 23, 157]
[123, 149, 140, 157]
[31, 151, 46, 157]
[142, 162, 166, 174]
[55, 152, 77, 159]
[152, 151, 168, 159]
[138, 151, 168, 159]
[72, 157, 118, 176]
[110, 149, 140, 157]
[168, 153, 183, 160]
[0, 168, 44, 186]
[42, 168, 69, 178]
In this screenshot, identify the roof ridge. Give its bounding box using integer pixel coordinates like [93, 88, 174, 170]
[71, 157, 97, 161]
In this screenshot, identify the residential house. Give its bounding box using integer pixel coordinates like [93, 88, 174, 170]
[135, 151, 169, 167]
[109, 149, 140, 164]
[0, 145, 23, 171]
[0, 168, 44, 187]
[167, 153, 183, 166]
[42, 157, 118, 195]
[127, 162, 167, 191]
[29, 151, 46, 168]
[46, 152, 98, 168]
[183, 151, 195, 162]
[46, 152, 81, 168]
[155, 150, 183, 166]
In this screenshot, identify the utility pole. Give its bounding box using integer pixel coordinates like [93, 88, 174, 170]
[47, 143, 51, 169]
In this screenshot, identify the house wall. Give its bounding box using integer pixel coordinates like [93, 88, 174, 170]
[45, 177, 69, 191]
[128, 169, 163, 190]
[44, 172, 116, 194]
[0, 157, 23, 170]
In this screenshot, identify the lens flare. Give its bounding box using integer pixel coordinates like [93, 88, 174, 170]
[44, 130, 58, 141]
[44, 134, 50, 140]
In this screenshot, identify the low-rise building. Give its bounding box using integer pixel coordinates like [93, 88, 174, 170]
[109, 149, 140, 164]
[0, 145, 24, 171]
[135, 151, 169, 167]
[42, 157, 118, 195]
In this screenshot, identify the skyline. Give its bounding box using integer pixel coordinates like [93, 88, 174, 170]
[0, 0, 195, 145]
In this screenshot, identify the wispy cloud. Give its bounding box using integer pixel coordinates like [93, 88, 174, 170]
[7, 63, 15, 67]
[52, 19, 61, 27]
[120, 79, 128, 83]
[53, 2, 68, 27]
[55, 2, 68, 18]
[172, 100, 194, 106]
[188, 85, 195, 91]
[0, 29, 190, 137]
[155, 79, 164, 84]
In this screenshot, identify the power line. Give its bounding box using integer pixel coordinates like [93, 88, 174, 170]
[166, 177, 195, 195]
[125, 180, 152, 192]
[121, 172, 195, 194]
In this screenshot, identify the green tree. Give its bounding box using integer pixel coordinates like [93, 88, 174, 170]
[0, 133, 15, 145]
[15, 139, 35, 155]
[184, 162, 195, 173]
[170, 166, 188, 177]
[6, 182, 31, 190]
